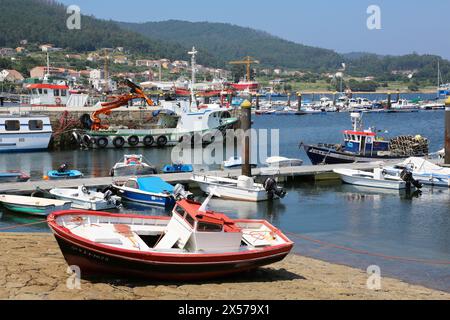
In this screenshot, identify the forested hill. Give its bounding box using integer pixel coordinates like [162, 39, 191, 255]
[0, 0, 221, 66]
[118, 20, 343, 71]
[118, 20, 450, 80]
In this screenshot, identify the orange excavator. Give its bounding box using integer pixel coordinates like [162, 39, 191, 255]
[81, 79, 154, 131]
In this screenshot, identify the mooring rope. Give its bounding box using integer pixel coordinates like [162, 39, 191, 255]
[285, 231, 450, 266]
[0, 220, 48, 231]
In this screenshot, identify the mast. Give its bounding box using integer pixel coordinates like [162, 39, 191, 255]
[188, 46, 198, 110]
[44, 51, 50, 82]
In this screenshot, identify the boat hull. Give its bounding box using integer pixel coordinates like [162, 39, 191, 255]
[336, 173, 406, 190]
[1, 202, 72, 216]
[111, 165, 156, 177]
[302, 144, 405, 165]
[114, 187, 175, 207]
[194, 179, 269, 202]
[49, 219, 291, 281]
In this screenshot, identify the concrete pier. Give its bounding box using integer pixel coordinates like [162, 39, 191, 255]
[0, 161, 405, 195]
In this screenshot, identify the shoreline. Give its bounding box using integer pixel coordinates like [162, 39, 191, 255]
[1, 233, 449, 300]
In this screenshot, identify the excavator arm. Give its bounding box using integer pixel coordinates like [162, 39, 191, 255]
[89, 79, 154, 131]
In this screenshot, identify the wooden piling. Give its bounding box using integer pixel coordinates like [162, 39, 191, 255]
[387, 92, 392, 109]
[287, 93, 291, 107]
[255, 94, 260, 110]
[297, 92, 302, 112]
[241, 100, 252, 177]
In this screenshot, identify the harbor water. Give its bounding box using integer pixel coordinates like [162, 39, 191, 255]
[1, 110, 449, 292]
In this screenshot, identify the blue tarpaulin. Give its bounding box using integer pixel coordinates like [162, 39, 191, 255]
[137, 177, 174, 194]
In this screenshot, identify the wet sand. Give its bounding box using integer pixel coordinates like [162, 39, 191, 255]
[0, 233, 449, 300]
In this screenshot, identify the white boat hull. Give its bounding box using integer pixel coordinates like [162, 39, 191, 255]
[49, 188, 120, 211]
[334, 169, 407, 190]
[192, 175, 270, 202]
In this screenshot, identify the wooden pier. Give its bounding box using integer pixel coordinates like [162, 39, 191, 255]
[0, 161, 404, 195]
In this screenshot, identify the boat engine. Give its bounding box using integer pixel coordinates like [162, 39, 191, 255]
[263, 177, 286, 200]
[400, 168, 423, 190]
[173, 184, 195, 201]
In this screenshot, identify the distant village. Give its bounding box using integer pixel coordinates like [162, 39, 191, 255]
[0, 40, 423, 94]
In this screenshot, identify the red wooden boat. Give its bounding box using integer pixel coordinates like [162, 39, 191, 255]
[47, 189, 293, 281]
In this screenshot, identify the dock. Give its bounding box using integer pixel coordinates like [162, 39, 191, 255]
[0, 161, 403, 195]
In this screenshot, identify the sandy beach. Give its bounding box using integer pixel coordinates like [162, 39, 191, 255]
[0, 233, 449, 300]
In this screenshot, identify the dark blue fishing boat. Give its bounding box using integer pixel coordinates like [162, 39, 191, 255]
[300, 113, 429, 165]
[162, 164, 193, 174]
[112, 177, 175, 207]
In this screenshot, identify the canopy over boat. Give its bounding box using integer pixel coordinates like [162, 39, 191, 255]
[136, 177, 174, 194]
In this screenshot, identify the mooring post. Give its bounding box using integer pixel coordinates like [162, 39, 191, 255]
[297, 92, 302, 112]
[445, 97, 450, 164]
[241, 99, 252, 177]
[255, 94, 260, 110]
[333, 92, 337, 107]
[287, 92, 291, 107]
[387, 92, 392, 109]
[396, 90, 400, 103]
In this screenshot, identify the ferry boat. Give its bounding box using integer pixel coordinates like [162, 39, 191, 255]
[0, 113, 52, 153]
[301, 113, 429, 165]
[47, 187, 293, 280]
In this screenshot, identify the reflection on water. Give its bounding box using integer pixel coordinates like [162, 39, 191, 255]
[0, 110, 449, 291]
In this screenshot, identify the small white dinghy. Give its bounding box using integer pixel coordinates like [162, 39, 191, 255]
[110, 155, 157, 177]
[191, 174, 286, 202]
[49, 186, 121, 211]
[333, 168, 418, 190]
[384, 157, 450, 187]
[223, 157, 257, 169]
[0, 194, 72, 216]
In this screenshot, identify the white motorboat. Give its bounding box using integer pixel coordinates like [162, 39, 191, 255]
[384, 157, 450, 187]
[265, 156, 303, 168]
[223, 156, 257, 169]
[333, 168, 416, 190]
[110, 155, 157, 177]
[0, 194, 71, 216]
[191, 174, 286, 202]
[0, 113, 52, 153]
[49, 186, 121, 211]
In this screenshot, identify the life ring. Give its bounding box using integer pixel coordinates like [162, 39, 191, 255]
[143, 135, 154, 147]
[127, 135, 140, 147]
[55, 97, 62, 105]
[96, 137, 108, 149]
[156, 135, 168, 147]
[112, 136, 125, 148]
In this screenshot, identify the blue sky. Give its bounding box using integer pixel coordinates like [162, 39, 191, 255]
[59, 0, 450, 58]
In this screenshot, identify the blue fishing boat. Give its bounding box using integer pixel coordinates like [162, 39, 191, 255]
[47, 164, 83, 180]
[0, 171, 30, 183]
[112, 177, 175, 207]
[162, 164, 194, 174]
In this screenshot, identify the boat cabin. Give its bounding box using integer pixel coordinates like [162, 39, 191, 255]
[343, 113, 389, 155]
[26, 83, 69, 107]
[155, 198, 243, 253]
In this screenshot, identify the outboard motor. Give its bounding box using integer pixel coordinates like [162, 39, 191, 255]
[400, 168, 423, 190]
[263, 177, 286, 200]
[173, 184, 194, 201]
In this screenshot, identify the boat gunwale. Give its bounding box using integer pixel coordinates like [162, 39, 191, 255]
[47, 210, 293, 262]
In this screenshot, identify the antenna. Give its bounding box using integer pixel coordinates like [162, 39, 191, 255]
[188, 46, 198, 108]
[199, 187, 220, 213]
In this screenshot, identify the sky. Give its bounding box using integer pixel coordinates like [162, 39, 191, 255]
[58, 0, 450, 59]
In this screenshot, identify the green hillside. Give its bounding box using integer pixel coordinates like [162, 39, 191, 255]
[118, 20, 343, 71]
[0, 0, 220, 66]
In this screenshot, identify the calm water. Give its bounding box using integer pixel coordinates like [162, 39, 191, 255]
[1, 110, 449, 292]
